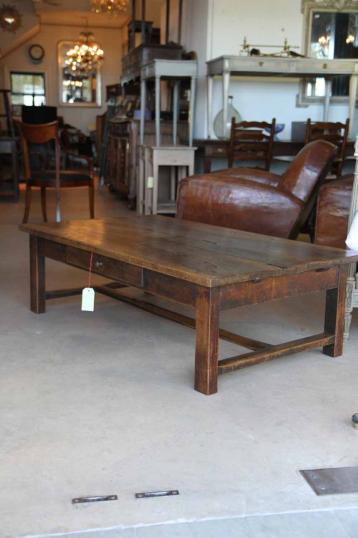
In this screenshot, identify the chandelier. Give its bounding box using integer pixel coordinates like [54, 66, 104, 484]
[65, 32, 104, 75]
[91, 0, 128, 15]
[0, 4, 22, 32]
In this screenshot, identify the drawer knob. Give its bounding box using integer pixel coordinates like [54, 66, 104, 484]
[95, 260, 104, 268]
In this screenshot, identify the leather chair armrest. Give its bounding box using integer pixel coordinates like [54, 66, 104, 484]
[209, 167, 281, 187]
[177, 177, 303, 239]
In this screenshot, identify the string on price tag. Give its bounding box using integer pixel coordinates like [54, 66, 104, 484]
[81, 252, 95, 312]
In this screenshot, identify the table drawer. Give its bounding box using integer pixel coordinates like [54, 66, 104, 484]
[66, 247, 143, 287]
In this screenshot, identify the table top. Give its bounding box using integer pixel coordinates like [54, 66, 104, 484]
[206, 55, 358, 77]
[20, 216, 358, 288]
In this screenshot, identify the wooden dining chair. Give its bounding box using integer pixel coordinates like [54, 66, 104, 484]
[304, 118, 349, 179]
[20, 121, 95, 223]
[228, 118, 276, 170]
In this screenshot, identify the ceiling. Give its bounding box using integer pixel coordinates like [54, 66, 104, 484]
[32, 0, 130, 14]
[31, 0, 131, 27]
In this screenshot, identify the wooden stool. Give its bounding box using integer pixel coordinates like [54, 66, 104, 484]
[137, 145, 196, 215]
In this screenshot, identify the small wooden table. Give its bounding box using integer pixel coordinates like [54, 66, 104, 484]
[20, 217, 358, 395]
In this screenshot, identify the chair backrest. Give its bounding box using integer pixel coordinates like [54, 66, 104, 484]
[20, 121, 60, 180]
[228, 118, 276, 170]
[21, 105, 57, 125]
[304, 118, 349, 176]
[280, 139, 337, 203]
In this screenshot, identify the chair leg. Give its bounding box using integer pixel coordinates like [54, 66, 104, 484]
[22, 184, 32, 224]
[41, 186, 48, 222]
[89, 181, 95, 218]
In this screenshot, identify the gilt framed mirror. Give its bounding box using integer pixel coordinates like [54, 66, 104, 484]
[57, 40, 102, 107]
[300, 0, 358, 103]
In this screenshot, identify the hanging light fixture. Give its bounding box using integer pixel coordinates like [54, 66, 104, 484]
[65, 32, 104, 75]
[91, 0, 128, 15]
[0, 4, 22, 32]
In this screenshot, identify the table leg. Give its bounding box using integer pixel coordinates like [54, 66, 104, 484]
[348, 68, 358, 137]
[189, 76, 196, 147]
[155, 76, 161, 147]
[207, 75, 213, 139]
[222, 70, 230, 139]
[152, 156, 159, 215]
[323, 266, 347, 357]
[195, 288, 220, 395]
[30, 235, 45, 314]
[173, 81, 179, 145]
[140, 78, 146, 145]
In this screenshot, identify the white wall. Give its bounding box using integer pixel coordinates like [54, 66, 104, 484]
[186, 0, 357, 138]
[0, 21, 123, 132]
[181, 0, 210, 138]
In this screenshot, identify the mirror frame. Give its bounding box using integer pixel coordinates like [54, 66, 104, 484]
[298, 0, 358, 106]
[57, 40, 102, 108]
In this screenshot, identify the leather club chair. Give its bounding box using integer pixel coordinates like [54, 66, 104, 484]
[315, 175, 353, 249]
[177, 140, 336, 239]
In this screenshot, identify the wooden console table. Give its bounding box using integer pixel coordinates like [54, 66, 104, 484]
[194, 138, 356, 173]
[206, 56, 358, 139]
[21, 216, 358, 395]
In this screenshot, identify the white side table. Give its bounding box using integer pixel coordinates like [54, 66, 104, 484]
[137, 145, 196, 215]
[140, 59, 198, 147]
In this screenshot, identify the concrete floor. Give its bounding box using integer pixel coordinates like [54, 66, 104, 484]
[1, 186, 358, 538]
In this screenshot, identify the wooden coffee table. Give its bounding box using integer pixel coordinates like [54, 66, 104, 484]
[20, 216, 358, 395]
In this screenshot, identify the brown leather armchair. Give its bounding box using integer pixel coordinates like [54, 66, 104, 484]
[315, 175, 352, 249]
[177, 140, 336, 239]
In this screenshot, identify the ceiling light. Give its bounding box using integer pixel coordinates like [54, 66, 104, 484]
[0, 4, 22, 32]
[91, 0, 128, 16]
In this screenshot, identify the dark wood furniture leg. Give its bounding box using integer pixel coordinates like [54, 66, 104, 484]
[23, 184, 32, 224]
[30, 235, 46, 314]
[89, 181, 95, 219]
[41, 186, 48, 222]
[195, 288, 220, 395]
[323, 266, 347, 357]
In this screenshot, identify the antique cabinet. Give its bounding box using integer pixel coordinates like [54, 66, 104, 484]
[105, 118, 188, 201]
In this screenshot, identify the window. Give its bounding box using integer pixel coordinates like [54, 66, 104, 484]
[10, 72, 46, 107]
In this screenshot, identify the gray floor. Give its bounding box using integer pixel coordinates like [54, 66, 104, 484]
[1, 186, 358, 538]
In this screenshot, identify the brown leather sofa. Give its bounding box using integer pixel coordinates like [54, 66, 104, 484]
[177, 140, 336, 239]
[315, 175, 352, 249]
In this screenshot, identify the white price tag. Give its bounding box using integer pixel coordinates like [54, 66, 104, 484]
[147, 176, 154, 189]
[81, 287, 95, 312]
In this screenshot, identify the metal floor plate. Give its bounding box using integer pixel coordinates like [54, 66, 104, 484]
[300, 466, 358, 495]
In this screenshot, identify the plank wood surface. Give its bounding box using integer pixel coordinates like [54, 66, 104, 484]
[20, 216, 358, 287]
[21, 216, 358, 394]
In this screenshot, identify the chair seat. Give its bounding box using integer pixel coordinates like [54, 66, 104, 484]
[29, 169, 91, 186]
